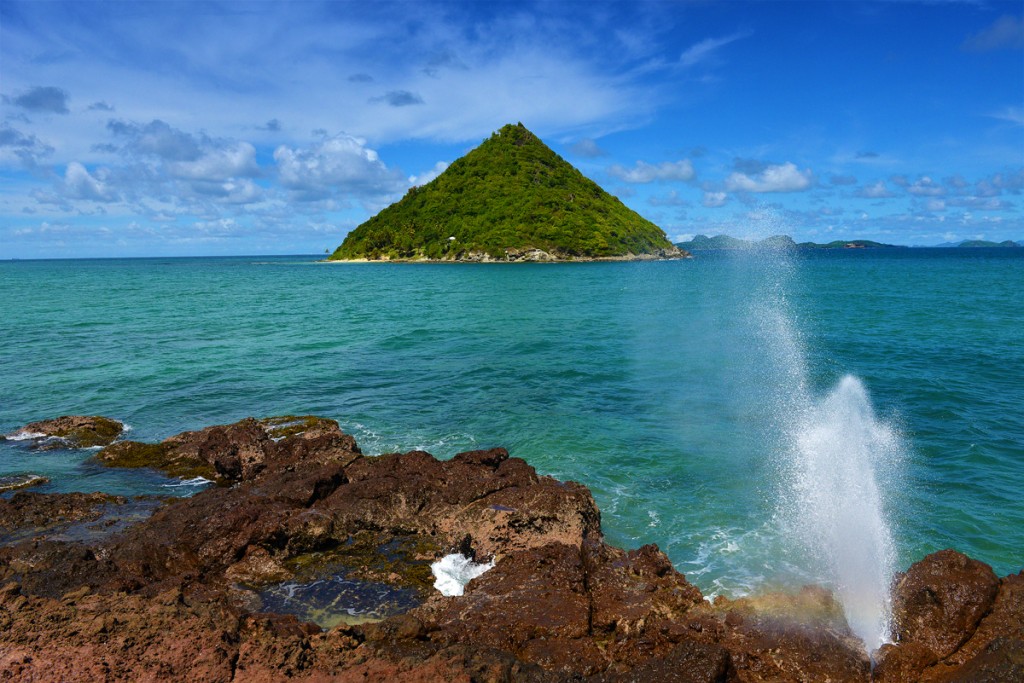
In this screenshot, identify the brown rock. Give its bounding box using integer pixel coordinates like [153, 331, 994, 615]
[6, 415, 124, 449]
[873, 641, 939, 683]
[940, 636, 1024, 683]
[0, 491, 127, 539]
[892, 549, 1000, 658]
[593, 640, 733, 683]
[1, 414, 1019, 682]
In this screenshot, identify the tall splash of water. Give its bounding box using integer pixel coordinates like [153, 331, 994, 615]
[745, 240, 902, 652]
[784, 375, 901, 651]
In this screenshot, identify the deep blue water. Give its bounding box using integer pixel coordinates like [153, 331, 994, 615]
[2, 248, 1021, 597]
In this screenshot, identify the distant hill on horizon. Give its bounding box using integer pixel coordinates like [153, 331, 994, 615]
[676, 234, 1024, 251]
[935, 239, 1022, 248]
[674, 234, 904, 250]
[329, 123, 683, 262]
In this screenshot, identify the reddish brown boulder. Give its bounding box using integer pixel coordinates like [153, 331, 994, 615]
[97, 415, 360, 484]
[4, 415, 124, 449]
[892, 549, 1000, 659]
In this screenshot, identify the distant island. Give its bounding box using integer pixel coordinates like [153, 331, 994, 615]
[329, 123, 685, 262]
[939, 239, 1022, 248]
[675, 234, 1022, 250]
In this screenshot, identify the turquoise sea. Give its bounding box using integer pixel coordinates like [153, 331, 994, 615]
[2, 249, 1022, 603]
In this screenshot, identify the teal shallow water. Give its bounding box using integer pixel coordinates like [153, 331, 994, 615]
[1, 249, 1021, 596]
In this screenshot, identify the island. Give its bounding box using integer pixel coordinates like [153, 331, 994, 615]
[675, 234, 905, 251]
[329, 123, 686, 262]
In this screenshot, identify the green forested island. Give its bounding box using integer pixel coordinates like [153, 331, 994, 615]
[329, 123, 683, 262]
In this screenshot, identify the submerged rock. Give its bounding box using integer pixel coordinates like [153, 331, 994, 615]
[3, 415, 124, 450]
[0, 473, 49, 493]
[0, 414, 1020, 682]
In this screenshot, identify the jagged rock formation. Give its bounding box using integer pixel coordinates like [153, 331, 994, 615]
[0, 415, 1020, 681]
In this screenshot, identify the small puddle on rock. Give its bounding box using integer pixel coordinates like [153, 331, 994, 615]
[259, 570, 420, 628]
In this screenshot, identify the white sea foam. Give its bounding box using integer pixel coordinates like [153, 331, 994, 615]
[162, 476, 214, 488]
[5, 431, 47, 441]
[431, 553, 495, 597]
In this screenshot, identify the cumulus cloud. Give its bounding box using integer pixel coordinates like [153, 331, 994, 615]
[168, 142, 259, 181]
[63, 162, 118, 202]
[274, 133, 405, 202]
[371, 90, 425, 107]
[568, 139, 607, 158]
[962, 15, 1024, 52]
[409, 161, 449, 187]
[906, 176, 945, 197]
[108, 119, 202, 161]
[725, 162, 812, 193]
[9, 86, 70, 114]
[648, 190, 689, 207]
[679, 30, 752, 68]
[608, 159, 694, 183]
[702, 191, 728, 208]
[0, 125, 54, 167]
[857, 181, 896, 199]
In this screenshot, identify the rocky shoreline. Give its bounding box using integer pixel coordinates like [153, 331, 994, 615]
[1, 415, 1021, 682]
[324, 246, 690, 263]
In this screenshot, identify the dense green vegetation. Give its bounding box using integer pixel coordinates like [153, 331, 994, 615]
[330, 123, 676, 261]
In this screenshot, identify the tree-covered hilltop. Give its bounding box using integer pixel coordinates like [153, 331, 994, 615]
[329, 123, 682, 261]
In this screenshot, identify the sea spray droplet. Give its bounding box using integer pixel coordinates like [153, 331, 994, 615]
[785, 375, 902, 651]
[742, 243, 903, 652]
[431, 553, 495, 596]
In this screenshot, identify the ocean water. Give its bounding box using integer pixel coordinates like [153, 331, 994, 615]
[2, 249, 1022, 607]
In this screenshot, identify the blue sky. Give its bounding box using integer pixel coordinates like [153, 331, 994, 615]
[1, 0, 1021, 258]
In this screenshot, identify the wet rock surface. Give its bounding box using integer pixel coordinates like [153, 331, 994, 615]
[3, 415, 124, 450]
[1, 415, 1021, 682]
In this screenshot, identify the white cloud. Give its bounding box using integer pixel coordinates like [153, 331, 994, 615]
[962, 15, 1024, 52]
[0, 125, 54, 167]
[169, 142, 258, 181]
[608, 160, 694, 183]
[702, 191, 727, 208]
[274, 133, 405, 201]
[989, 105, 1024, 126]
[725, 162, 812, 193]
[907, 176, 945, 197]
[857, 181, 895, 199]
[63, 162, 117, 201]
[409, 161, 449, 187]
[679, 30, 752, 68]
[568, 139, 607, 158]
